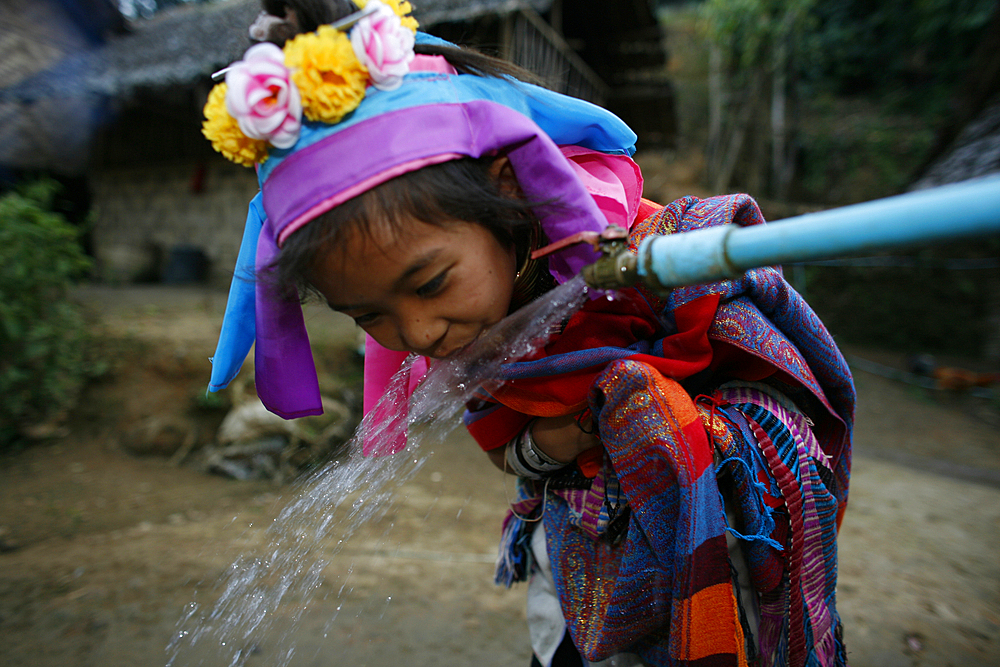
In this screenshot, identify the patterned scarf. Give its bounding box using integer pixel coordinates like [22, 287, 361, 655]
[487, 195, 854, 666]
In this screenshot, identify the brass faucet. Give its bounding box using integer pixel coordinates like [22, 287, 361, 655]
[531, 224, 639, 291]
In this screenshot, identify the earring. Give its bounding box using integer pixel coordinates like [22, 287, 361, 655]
[509, 220, 553, 312]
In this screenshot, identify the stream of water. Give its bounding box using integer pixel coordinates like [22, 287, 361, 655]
[165, 276, 592, 666]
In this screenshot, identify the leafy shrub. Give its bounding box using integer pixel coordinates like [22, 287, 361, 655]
[0, 180, 93, 449]
[794, 96, 938, 204]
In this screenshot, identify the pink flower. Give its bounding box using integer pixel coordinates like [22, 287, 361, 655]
[350, 0, 415, 91]
[225, 42, 302, 149]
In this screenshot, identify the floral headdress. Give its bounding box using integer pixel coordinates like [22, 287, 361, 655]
[205, 20, 642, 426]
[202, 0, 418, 166]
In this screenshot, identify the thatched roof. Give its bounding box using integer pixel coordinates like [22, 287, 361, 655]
[910, 95, 1000, 191]
[3, 1, 260, 105]
[0, 0, 125, 89]
[0, 0, 255, 172]
[93, 0, 262, 98]
[3, 0, 554, 103]
[415, 0, 551, 26]
[0, 0, 127, 173]
[93, 0, 553, 96]
[0, 0, 559, 172]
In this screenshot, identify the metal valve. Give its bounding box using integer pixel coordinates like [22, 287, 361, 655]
[531, 224, 639, 291]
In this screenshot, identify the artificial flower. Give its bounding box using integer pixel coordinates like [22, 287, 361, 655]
[355, 0, 419, 34]
[283, 25, 369, 124]
[202, 83, 269, 166]
[350, 0, 415, 91]
[224, 42, 302, 149]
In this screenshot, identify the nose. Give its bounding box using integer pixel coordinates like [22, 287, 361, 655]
[396, 310, 448, 356]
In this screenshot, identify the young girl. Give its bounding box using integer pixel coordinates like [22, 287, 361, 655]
[206, 2, 854, 666]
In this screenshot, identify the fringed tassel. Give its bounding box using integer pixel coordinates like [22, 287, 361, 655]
[798, 618, 844, 667]
[773, 620, 790, 667]
[494, 512, 536, 587]
[811, 610, 848, 667]
[717, 455, 784, 552]
[811, 614, 849, 667]
[813, 628, 837, 667]
[834, 619, 847, 667]
[757, 609, 787, 667]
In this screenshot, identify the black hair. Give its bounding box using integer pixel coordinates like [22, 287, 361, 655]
[276, 156, 541, 300]
[261, 0, 352, 33]
[256, 0, 540, 83]
[255, 0, 546, 301]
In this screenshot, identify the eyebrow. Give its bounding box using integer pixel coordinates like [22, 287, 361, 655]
[327, 247, 443, 312]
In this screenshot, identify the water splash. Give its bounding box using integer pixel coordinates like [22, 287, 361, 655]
[166, 276, 590, 666]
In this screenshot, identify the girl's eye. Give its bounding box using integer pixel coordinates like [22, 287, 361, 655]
[416, 272, 446, 297]
[352, 312, 379, 327]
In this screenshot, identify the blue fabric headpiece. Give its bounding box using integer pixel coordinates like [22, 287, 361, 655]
[208, 32, 637, 419]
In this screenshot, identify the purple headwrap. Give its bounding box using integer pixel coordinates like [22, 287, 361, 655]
[210, 37, 639, 421]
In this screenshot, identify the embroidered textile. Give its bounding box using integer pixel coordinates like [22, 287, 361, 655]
[488, 195, 854, 665]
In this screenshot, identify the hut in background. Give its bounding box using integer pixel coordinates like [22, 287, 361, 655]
[0, 0, 126, 175]
[0, 0, 674, 285]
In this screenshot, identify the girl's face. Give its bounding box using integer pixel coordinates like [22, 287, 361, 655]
[310, 217, 518, 359]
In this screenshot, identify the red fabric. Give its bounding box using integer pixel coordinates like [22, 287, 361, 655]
[467, 197, 687, 456]
[467, 292, 722, 451]
[472, 410, 534, 453]
[576, 446, 604, 478]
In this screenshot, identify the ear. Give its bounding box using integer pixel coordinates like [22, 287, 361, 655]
[488, 156, 521, 198]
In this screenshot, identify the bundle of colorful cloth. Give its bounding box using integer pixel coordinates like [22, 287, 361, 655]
[476, 195, 854, 666]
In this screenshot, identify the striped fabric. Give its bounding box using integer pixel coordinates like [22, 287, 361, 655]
[710, 385, 846, 667]
[557, 360, 747, 665]
[505, 372, 847, 666]
[488, 196, 854, 666]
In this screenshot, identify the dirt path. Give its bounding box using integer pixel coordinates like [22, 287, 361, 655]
[1, 286, 998, 666]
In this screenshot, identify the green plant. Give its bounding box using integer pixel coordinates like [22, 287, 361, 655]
[794, 97, 938, 204]
[0, 180, 94, 449]
[695, 0, 996, 200]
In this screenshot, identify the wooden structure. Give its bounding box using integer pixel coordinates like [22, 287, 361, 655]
[423, 0, 675, 146]
[0, 0, 674, 284]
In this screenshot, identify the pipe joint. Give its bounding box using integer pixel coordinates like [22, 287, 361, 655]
[637, 225, 740, 292]
[580, 245, 638, 290]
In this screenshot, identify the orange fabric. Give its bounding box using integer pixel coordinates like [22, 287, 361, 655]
[636, 197, 662, 224]
[651, 367, 702, 428]
[674, 582, 747, 663]
[645, 372, 716, 476]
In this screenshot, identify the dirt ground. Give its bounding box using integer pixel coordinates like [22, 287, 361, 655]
[1, 284, 998, 667]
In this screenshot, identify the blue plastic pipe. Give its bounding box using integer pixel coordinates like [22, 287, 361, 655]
[636, 175, 1000, 290]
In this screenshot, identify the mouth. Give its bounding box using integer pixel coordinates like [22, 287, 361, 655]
[433, 334, 480, 360]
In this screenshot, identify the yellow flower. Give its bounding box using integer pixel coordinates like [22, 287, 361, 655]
[201, 83, 269, 166]
[284, 25, 369, 124]
[355, 0, 418, 33]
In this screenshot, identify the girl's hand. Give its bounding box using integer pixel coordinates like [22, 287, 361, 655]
[529, 413, 600, 463]
[484, 412, 600, 473]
